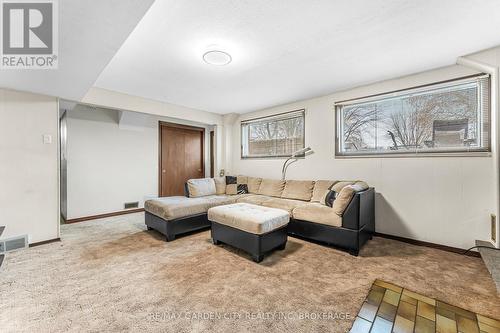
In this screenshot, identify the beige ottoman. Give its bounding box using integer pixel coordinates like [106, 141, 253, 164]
[208, 203, 290, 262]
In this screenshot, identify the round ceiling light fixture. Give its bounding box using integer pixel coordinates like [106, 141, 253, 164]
[203, 50, 232, 66]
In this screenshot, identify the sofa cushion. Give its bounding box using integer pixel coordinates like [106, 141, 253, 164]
[311, 180, 335, 202]
[261, 198, 309, 214]
[318, 181, 369, 212]
[187, 178, 216, 197]
[247, 177, 262, 194]
[230, 193, 254, 201]
[236, 194, 273, 205]
[350, 181, 369, 192]
[214, 177, 226, 195]
[225, 176, 249, 195]
[331, 181, 356, 192]
[312, 180, 369, 203]
[145, 195, 235, 220]
[281, 180, 315, 201]
[208, 203, 289, 234]
[258, 179, 285, 197]
[291, 203, 342, 227]
[332, 186, 356, 215]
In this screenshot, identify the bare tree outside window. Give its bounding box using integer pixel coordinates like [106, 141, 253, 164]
[342, 105, 378, 150]
[387, 96, 435, 149]
[337, 75, 489, 156]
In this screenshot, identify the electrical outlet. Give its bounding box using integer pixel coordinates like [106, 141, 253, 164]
[492, 214, 497, 242]
[43, 134, 52, 144]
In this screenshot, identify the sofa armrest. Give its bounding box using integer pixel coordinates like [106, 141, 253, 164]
[342, 187, 375, 231]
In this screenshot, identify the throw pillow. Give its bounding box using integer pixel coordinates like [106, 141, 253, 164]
[321, 189, 339, 207]
[319, 181, 368, 211]
[225, 176, 249, 195]
[332, 186, 356, 215]
[187, 178, 216, 198]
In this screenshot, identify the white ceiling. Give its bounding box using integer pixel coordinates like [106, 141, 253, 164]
[0, 0, 154, 101]
[2, 1, 500, 114]
[94, 0, 500, 114]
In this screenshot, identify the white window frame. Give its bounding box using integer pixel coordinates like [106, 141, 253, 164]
[335, 74, 491, 158]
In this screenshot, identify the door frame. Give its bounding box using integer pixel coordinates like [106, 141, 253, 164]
[210, 130, 215, 178]
[158, 121, 205, 196]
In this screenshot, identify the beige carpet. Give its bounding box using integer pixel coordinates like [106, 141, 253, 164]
[0, 212, 498, 333]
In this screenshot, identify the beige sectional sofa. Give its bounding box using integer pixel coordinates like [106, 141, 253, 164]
[145, 176, 375, 255]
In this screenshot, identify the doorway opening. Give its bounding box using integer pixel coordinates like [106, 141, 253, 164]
[58, 100, 213, 223]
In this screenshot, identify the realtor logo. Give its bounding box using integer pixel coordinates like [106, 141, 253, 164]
[1, 0, 58, 69]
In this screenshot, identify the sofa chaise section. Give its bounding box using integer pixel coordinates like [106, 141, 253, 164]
[144, 178, 244, 241]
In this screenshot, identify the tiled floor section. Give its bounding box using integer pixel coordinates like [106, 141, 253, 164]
[350, 279, 500, 333]
[476, 240, 500, 293]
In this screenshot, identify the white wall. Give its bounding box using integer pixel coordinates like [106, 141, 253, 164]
[458, 48, 500, 248]
[66, 105, 215, 220]
[81, 87, 227, 174]
[82, 87, 222, 126]
[229, 63, 497, 249]
[0, 89, 59, 243]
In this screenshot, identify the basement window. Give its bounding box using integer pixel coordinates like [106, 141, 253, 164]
[335, 74, 490, 157]
[241, 110, 305, 158]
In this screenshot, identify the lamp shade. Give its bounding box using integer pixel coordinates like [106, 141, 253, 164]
[291, 147, 311, 157]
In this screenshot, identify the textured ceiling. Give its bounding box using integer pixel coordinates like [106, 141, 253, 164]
[94, 0, 500, 114]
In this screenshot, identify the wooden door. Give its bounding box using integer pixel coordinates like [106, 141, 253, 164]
[159, 122, 205, 196]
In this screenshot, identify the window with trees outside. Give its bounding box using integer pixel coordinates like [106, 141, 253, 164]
[336, 74, 490, 157]
[241, 110, 305, 158]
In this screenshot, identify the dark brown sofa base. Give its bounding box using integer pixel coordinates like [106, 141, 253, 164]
[211, 221, 288, 263]
[288, 220, 371, 256]
[145, 211, 210, 241]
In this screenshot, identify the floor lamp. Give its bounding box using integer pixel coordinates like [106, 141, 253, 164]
[281, 147, 313, 180]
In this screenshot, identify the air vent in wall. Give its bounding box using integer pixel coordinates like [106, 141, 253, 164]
[0, 235, 28, 253]
[124, 202, 139, 209]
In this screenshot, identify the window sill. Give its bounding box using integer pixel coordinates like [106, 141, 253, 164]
[241, 156, 306, 160]
[335, 151, 492, 159]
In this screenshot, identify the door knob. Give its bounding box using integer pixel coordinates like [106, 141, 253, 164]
[198, 169, 202, 172]
[162, 170, 166, 173]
